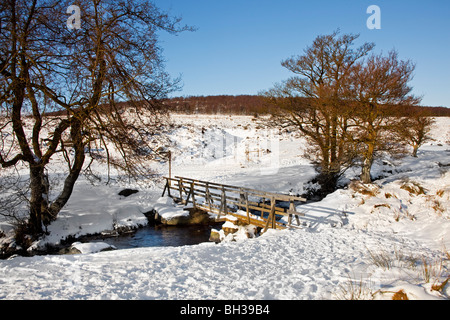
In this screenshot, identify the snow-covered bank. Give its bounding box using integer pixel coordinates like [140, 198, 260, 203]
[0, 226, 446, 300]
[0, 115, 449, 300]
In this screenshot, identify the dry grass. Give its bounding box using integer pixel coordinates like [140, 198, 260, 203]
[334, 274, 375, 300]
[367, 246, 418, 270]
[400, 180, 427, 196]
[349, 180, 380, 197]
[335, 247, 450, 299]
[368, 247, 449, 280]
[431, 277, 449, 293]
[374, 203, 391, 209]
[392, 208, 415, 222]
[392, 290, 409, 300]
[418, 254, 450, 286]
[431, 199, 444, 214]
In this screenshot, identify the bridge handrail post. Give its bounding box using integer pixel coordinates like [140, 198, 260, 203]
[192, 182, 196, 207]
[271, 196, 276, 229]
[287, 199, 302, 226]
[162, 178, 168, 197]
[205, 182, 212, 211]
[244, 191, 250, 224]
[219, 186, 227, 219]
[263, 196, 276, 233]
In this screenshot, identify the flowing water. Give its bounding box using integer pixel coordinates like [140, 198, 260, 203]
[104, 224, 221, 249]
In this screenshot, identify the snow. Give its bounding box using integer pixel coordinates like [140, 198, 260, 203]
[0, 114, 449, 300]
[27, 183, 153, 249]
[152, 196, 190, 221]
[70, 241, 116, 254]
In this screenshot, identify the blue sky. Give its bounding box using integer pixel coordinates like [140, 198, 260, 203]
[154, 0, 450, 107]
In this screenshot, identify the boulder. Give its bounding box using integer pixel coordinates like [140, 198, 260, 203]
[209, 229, 221, 243]
[222, 221, 239, 236]
[209, 215, 260, 243]
[159, 209, 215, 226]
[143, 209, 158, 226]
[118, 189, 139, 197]
[160, 214, 191, 226]
[184, 208, 215, 225]
[221, 215, 239, 235]
[59, 246, 82, 255]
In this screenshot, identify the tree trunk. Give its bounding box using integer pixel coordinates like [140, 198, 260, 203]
[360, 129, 376, 184]
[360, 154, 374, 184]
[360, 162, 372, 184]
[28, 165, 45, 235]
[27, 118, 86, 234]
[360, 141, 375, 184]
[412, 144, 419, 157]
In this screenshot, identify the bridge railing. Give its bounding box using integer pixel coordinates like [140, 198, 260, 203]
[161, 176, 307, 231]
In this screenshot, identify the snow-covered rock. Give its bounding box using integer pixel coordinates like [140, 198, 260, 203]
[68, 242, 116, 254]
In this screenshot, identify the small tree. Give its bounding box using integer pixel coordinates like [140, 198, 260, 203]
[398, 109, 435, 157]
[348, 51, 421, 183]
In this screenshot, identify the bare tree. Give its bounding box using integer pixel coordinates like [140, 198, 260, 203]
[347, 51, 421, 183]
[262, 31, 374, 196]
[0, 0, 192, 238]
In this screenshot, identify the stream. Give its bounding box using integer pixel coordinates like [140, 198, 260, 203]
[103, 224, 221, 249]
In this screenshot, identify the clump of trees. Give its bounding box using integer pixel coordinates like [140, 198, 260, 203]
[0, 0, 192, 239]
[262, 30, 436, 195]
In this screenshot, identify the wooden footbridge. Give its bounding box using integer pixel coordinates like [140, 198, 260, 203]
[162, 176, 307, 232]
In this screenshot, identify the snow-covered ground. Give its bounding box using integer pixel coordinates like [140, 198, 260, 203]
[0, 114, 449, 300]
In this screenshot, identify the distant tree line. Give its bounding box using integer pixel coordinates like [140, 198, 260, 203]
[162, 95, 272, 115]
[44, 94, 449, 118]
[162, 95, 449, 117]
